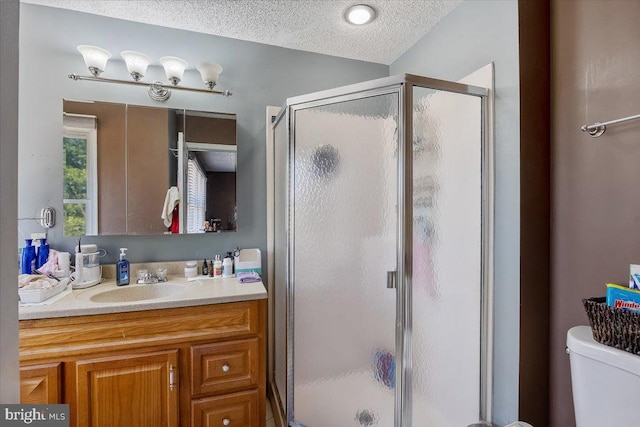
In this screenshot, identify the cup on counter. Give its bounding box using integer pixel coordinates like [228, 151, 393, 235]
[56, 252, 71, 278]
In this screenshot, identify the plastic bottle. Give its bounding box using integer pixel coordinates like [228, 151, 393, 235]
[21, 239, 36, 274]
[116, 248, 130, 286]
[213, 255, 223, 278]
[36, 238, 50, 269]
[202, 259, 209, 276]
[208, 260, 214, 277]
[223, 255, 233, 278]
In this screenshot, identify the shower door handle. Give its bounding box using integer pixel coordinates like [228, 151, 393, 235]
[387, 271, 397, 289]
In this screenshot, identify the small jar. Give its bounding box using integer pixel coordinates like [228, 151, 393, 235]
[184, 266, 197, 278]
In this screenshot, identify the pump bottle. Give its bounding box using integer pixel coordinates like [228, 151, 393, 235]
[213, 255, 223, 278]
[116, 248, 130, 286]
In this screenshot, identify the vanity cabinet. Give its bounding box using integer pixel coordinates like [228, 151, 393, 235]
[19, 300, 266, 427]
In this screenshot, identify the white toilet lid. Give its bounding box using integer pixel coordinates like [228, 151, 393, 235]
[567, 325, 640, 376]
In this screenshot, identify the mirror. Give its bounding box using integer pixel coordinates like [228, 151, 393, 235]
[62, 100, 237, 236]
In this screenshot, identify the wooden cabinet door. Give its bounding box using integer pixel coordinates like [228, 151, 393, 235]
[20, 363, 61, 404]
[74, 350, 179, 427]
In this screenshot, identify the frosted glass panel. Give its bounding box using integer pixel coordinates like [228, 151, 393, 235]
[292, 94, 398, 426]
[411, 87, 482, 427]
[273, 116, 288, 409]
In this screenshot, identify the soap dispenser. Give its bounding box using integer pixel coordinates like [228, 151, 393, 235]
[116, 248, 130, 286]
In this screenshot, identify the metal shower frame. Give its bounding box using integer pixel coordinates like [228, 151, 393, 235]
[271, 73, 494, 427]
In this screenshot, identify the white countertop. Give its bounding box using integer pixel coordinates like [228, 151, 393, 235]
[19, 275, 267, 320]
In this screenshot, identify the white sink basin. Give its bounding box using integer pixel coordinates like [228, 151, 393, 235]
[85, 283, 185, 303]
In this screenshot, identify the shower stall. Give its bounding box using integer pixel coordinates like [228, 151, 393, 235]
[270, 74, 492, 427]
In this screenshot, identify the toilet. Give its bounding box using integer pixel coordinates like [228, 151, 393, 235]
[567, 326, 640, 427]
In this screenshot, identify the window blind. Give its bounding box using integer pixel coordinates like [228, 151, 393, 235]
[187, 157, 207, 233]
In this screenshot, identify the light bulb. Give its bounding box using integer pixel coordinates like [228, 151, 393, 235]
[345, 5, 376, 25]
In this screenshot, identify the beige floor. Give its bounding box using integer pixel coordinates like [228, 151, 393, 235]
[266, 399, 276, 427]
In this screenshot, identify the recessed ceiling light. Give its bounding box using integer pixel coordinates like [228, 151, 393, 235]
[345, 4, 377, 25]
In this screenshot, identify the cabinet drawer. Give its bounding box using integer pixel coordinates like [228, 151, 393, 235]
[191, 338, 259, 395]
[191, 389, 258, 427]
[20, 363, 61, 404]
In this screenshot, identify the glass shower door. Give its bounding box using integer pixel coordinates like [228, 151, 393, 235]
[410, 86, 484, 427]
[291, 92, 400, 426]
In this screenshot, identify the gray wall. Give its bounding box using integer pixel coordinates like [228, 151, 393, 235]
[18, 3, 388, 265]
[0, 0, 20, 403]
[390, 1, 521, 425]
[550, 1, 640, 426]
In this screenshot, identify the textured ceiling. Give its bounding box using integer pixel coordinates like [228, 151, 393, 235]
[22, 0, 461, 64]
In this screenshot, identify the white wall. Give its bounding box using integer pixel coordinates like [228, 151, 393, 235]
[391, 1, 520, 425]
[0, 0, 20, 403]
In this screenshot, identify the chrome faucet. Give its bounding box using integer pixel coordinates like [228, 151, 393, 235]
[137, 272, 167, 284]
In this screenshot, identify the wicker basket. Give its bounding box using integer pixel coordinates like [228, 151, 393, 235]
[583, 297, 640, 355]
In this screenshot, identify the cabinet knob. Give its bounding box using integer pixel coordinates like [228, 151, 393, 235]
[222, 419, 230, 426]
[222, 364, 230, 372]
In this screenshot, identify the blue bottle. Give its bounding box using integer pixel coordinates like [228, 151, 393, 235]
[36, 238, 49, 269]
[116, 248, 130, 286]
[21, 239, 36, 274]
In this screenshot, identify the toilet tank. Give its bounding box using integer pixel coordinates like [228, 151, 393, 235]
[567, 326, 640, 427]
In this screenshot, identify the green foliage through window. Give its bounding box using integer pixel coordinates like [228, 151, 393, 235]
[64, 203, 86, 236]
[63, 136, 88, 236]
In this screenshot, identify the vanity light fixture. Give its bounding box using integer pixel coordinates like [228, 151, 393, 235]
[69, 45, 231, 101]
[345, 4, 377, 25]
[159, 56, 188, 85]
[121, 50, 152, 81]
[77, 45, 112, 76]
[196, 62, 224, 90]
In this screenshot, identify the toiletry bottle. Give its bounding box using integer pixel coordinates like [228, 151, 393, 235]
[208, 260, 214, 277]
[21, 239, 36, 274]
[116, 248, 130, 286]
[233, 247, 241, 274]
[36, 238, 49, 269]
[223, 255, 233, 278]
[214, 255, 223, 278]
[202, 259, 209, 276]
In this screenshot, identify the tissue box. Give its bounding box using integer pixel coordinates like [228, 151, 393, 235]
[630, 264, 640, 289]
[235, 248, 261, 275]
